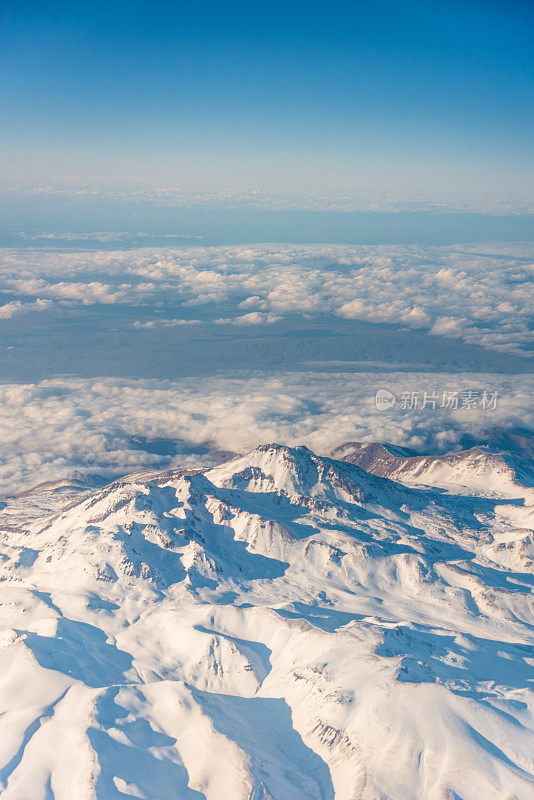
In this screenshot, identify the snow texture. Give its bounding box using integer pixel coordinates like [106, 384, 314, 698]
[0, 442, 532, 799]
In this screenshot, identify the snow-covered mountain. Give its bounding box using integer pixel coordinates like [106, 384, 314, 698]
[332, 441, 534, 498]
[0, 443, 532, 800]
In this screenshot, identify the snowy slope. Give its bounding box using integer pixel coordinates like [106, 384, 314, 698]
[332, 441, 534, 498]
[0, 443, 532, 800]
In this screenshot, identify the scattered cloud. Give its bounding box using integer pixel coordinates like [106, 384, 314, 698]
[5, 278, 129, 304]
[215, 312, 282, 326]
[430, 316, 468, 337]
[133, 318, 203, 328]
[0, 298, 52, 318]
[0, 243, 532, 354]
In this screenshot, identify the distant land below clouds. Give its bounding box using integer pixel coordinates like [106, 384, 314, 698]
[2, 184, 533, 214]
[1, 192, 533, 247]
[1, 242, 532, 384]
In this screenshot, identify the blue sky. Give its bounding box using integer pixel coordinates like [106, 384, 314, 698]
[1, 0, 533, 200]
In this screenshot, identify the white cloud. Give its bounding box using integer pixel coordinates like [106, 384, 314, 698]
[5, 278, 131, 304]
[0, 298, 51, 318]
[133, 319, 202, 328]
[430, 316, 467, 337]
[238, 295, 265, 309]
[0, 242, 532, 353]
[215, 312, 282, 326]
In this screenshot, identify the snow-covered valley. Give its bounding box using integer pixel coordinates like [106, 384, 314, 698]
[0, 442, 532, 800]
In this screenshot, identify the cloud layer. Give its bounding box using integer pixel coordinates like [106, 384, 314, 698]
[1, 243, 532, 354]
[0, 371, 531, 497]
[1, 243, 531, 495]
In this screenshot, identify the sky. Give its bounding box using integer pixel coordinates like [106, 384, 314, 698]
[1, 0, 534, 203]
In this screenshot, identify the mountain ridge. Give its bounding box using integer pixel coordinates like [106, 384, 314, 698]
[0, 442, 532, 799]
